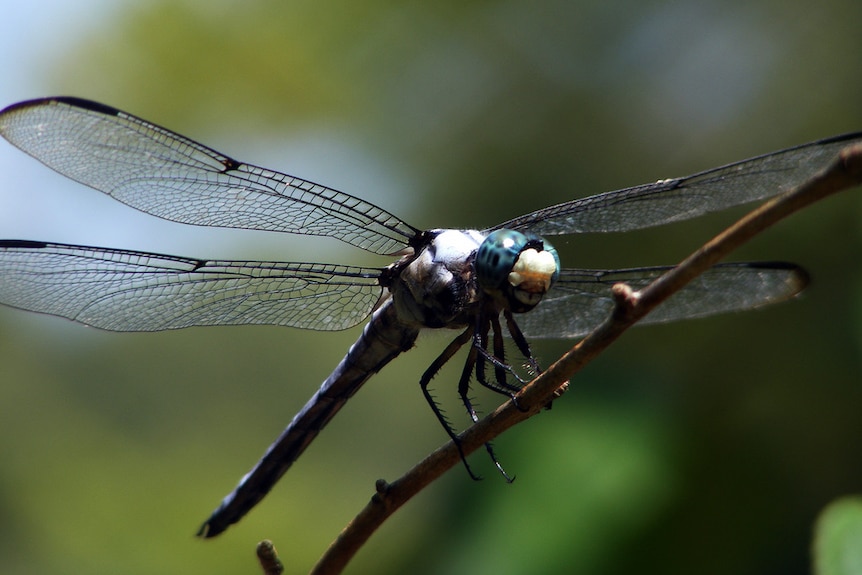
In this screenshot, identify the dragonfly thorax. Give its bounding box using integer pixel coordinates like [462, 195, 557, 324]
[389, 229, 485, 329]
[476, 229, 560, 313]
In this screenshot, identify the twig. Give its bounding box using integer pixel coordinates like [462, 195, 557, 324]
[308, 143, 862, 575]
[257, 540, 284, 575]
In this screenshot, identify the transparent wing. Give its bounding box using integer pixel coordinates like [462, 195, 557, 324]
[0, 97, 419, 255]
[492, 133, 862, 235]
[518, 262, 809, 339]
[0, 240, 385, 332]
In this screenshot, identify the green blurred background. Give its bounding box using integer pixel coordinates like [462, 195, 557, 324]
[1, 1, 861, 574]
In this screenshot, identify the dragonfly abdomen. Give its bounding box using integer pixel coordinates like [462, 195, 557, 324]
[198, 299, 420, 537]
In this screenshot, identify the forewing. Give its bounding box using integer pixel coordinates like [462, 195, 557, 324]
[0, 240, 384, 332]
[493, 133, 862, 235]
[518, 262, 809, 339]
[0, 97, 418, 255]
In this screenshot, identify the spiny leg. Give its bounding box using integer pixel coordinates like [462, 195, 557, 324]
[457, 337, 482, 425]
[505, 310, 555, 410]
[491, 314, 509, 386]
[475, 346, 528, 387]
[491, 314, 525, 394]
[472, 313, 528, 420]
[419, 327, 482, 480]
[504, 310, 540, 377]
[474, 315, 524, 395]
[490, 314, 526, 412]
[461, 316, 515, 483]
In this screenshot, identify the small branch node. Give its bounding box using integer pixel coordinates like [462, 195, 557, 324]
[374, 478, 390, 496]
[610, 282, 639, 319]
[840, 143, 862, 177]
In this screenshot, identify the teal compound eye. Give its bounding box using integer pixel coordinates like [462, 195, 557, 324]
[476, 229, 560, 308]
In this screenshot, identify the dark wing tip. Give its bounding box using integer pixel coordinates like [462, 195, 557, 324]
[0, 239, 49, 249]
[0, 96, 121, 119]
[0, 97, 51, 117]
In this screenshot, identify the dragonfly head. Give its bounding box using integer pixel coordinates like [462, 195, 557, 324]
[476, 229, 560, 313]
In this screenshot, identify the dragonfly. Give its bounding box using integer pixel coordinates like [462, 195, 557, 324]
[0, 97, 855, 537]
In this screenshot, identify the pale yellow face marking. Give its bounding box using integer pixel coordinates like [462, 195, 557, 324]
[508, 248, 556, 294]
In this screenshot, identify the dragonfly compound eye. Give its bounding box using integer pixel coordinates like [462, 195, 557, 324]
[477, 230, 560, 307]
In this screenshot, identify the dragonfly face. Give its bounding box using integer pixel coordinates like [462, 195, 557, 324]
[0, 96, 851, 536]
[387, 228, 560, 329]
[476, 229, 560, 312]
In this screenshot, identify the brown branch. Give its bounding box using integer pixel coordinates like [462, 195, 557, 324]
[257, 540, 284, 575]
[307, 143, 862, 575]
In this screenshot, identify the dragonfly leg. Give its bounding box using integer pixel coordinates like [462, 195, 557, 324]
[462, 319, 515, 483]
[418, 324, 515, 483]
[471, 316, 525, 415]
[458, 320, 489, 424]
[475, 346, 527, 388]
[504, 310, 554, 411]
[474, 316, 525, 395]
[419, 327, 482, 481]
[504, 310, 540, 377]
[490, 314, 509, 388]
